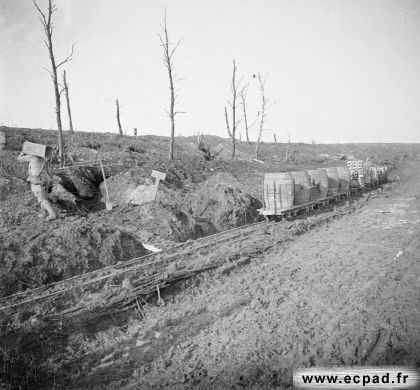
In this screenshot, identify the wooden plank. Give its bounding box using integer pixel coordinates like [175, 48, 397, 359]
[22, 141, 52, 158]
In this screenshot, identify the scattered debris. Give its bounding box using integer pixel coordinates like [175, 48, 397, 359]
[142, 242, 162, 253]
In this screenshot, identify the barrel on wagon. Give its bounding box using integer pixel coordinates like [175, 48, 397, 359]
[307, 169, 328, 200]
[324, 167, 340, 196]
[263, 173, 295, 214]
[290, 171, 312, 205]
[336, 166, 351, 194]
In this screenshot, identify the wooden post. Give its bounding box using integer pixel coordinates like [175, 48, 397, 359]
[98, 152, 112, 210]
[156, 285, 161, 305]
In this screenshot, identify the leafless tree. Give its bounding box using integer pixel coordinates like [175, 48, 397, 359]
[62, 70, 73, 133]
[197, 132, 203, 150]
[273, 133, 277, 144]
[239, 83, 259, 144]
[224, 106, 232, 138]
[159, 11, 183, 160]
[225, 59, 242, 159]
[32, 0, 74, 166]
[284, 131, 291, 163]
[240, 85, 250, 144]
[116, 99, 123, 136]
[255, 73, 270, 159]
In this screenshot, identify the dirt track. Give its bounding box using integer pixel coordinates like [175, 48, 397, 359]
[32, 158, 417, 390]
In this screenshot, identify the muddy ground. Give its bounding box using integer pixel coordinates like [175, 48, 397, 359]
[0, 127, 420, 389]
[3, 126, 411, 296]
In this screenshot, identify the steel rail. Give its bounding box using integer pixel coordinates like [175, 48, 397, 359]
[0, 186, 364, 313]
[0, 220, 272, 312]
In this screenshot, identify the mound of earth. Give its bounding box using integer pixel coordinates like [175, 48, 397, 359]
[48, 165, 129, 210]
[0, 220, 149, 298]
[99, 168, 155, 206]
[97, 171, 262, 243]
[210, 141, 253, 161]
[54, 166, 105, 199]
[203, 172, 242, 188]
[98, 160, 209, 207]
[192, 176, 262, 231]
[133, 202, 197, 242]
[95, 200, 197, 245]
[151, 159, 208, 188]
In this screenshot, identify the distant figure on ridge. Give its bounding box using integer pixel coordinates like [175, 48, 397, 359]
[17, 150, 57, 221]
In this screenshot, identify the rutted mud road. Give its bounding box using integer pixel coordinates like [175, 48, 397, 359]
[8, 159, 420, 390]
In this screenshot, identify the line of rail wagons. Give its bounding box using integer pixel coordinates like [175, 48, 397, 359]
[259, 160, 388, 218]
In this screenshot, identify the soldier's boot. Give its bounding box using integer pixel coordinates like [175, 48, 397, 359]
[41, 200, 57, 221]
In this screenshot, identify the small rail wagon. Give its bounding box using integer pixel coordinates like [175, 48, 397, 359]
[346, 160, 388, 188]
[259, 165, 366, 219]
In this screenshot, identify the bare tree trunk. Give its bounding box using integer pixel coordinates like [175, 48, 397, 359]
[51, 50, 64, 161]
[168, 66, 175, 159]
[116, 99, 123, 136]
[62, 70, 73, 133]
[32, 0, 74, 167]
[225, 59, 242, 159]
[284, 132, 291, 163]
[255, 73, 268, 159]
[273, 133, 277, 144]
[240, 85, 250, 144]
[160, 11, 182, 161]
[224, 106, 232, 138]
[197, 132, 203, 149]
[45, 18, 64, 163]
[231, 60, 237, 159]
[240, 83, 259, 146]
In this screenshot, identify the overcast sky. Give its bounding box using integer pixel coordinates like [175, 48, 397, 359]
[1, 0, 419, 143]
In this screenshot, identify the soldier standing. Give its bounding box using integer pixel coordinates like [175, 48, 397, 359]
[17, 151, 57, 220]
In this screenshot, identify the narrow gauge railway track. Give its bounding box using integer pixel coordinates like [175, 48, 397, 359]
[0, 190, 356, 319]
[0, 219, 274, 316]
